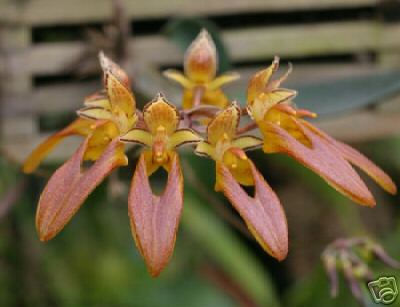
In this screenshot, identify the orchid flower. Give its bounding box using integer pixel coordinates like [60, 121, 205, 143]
[25, 52, 137, 242]
[246, 57, 397, 206]
[23, 29, 397, 277]
[195, 104, 288, 260]
[163, 29, 239, 109]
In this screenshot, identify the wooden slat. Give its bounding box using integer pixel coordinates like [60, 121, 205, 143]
[0, 116, 36, 138]
[316, 108, 400, 142]
[19, 21, 393, 76]
[0, 25, 37, 139]
[1, 63, 382, 115]
[2, 133, 82, 162]
[1, 81, 99, 115]
[0, 0, 378, 26]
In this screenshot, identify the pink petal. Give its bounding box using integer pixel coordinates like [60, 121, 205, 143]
[218, 161, 288, 261]
[36, 138, 126, 241]
[303, 121, 397, 195]
[128, 153, 184, 277]
[263, 120, 376, 206]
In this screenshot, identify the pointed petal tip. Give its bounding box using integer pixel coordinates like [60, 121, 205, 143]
[129, 153, 183, 278]
[147, 263, 164, 278]
[37, 224, 55, 242]
[35, 139, 124, 243]
[301, 121, 398, 197]
[218, 162, 288, 262]
[385, 181, 397, 195]
[274, 248, 288, 262]
[38, 232, 51, 243]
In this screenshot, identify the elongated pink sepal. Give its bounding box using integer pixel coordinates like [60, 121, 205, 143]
[128, 153, 184, 277]
[218, 161, 288, 261]
[36, 138, 126, 241]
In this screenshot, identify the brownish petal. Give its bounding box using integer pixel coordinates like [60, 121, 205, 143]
[302, 121, 397, 195]
[184, 29, 217, 83]
[217, 160, 288, 261]
[128, 153, 183, 277]
[262, 121, 376, 206]
[99, 52, 136, 120]
[36, 138, 127, 241]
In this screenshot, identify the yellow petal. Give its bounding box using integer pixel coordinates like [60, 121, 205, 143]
[268, 62, 293, 90]
[184, 29, 217, 83]
[120, 128, 153, 147]
[247, 56, 279, 105]
[222, 148, 253, 186]
[207, 103, 240, 145]
[77, 107, 113, 121]
[214, 153, 254, 191]
[84, 121, 120, 161]
[207, 72, 240, 90]
[232, 136, 263, 151]
[261, 107, 311, 148]
[84, 91, 111, 109]
[163, 69, 193, 89]
[249, 89, 297, 122]
[194, 141, 215, 158]
[142, 149, 175, 176]
[169, 129, 202, 149]
[23, 118, 93, 173]
[99, 52, 136, 121]
[143, 93, 180, 135]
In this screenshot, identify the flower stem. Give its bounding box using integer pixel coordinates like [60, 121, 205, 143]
[237, 122, 258, 135]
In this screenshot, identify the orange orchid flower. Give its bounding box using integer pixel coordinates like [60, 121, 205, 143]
[195, 104, 288, 260]
[120, 94, 201, 276]
[163, 29, 239, 109]
[246, 57, 397, 206]
[23, 29, 397, 278]
[24, 52, 136, 242]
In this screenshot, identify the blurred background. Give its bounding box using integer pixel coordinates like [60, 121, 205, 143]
[1, 0, 400, 306]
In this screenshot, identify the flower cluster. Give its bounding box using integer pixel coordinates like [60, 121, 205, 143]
[24, 29, 396, 277]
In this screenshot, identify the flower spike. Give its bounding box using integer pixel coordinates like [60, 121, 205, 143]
[24, 28, 397, 279]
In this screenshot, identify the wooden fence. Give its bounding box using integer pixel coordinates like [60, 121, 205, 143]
[1, 0, 400, 163]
